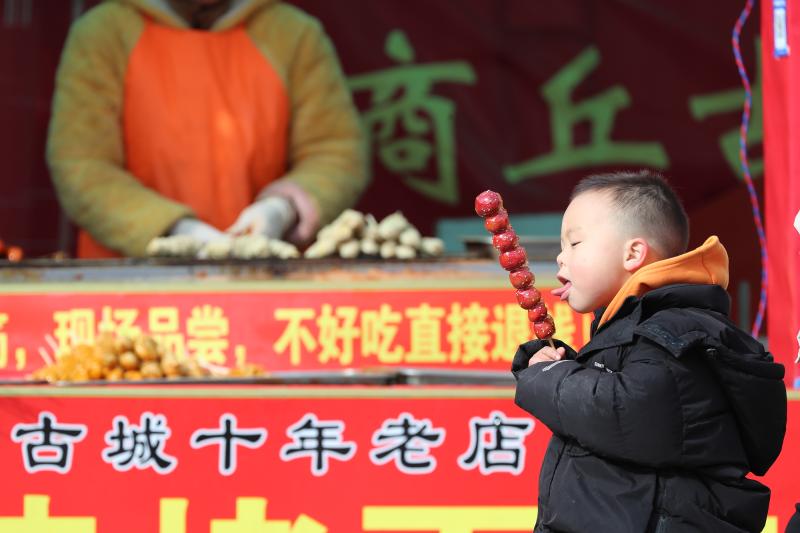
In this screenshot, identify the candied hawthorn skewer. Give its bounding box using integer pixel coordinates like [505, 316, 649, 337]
[474, 190, 556, 347]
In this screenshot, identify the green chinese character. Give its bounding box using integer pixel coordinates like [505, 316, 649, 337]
[504, 46, 669, 184]
[689, 39, 763, 181]
[349, 30, 477, 205]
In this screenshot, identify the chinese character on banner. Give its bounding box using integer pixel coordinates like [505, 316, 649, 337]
[405, 303, 447, 364]
[0, 495, 96, 531]
[349, 29, 477, 205]
[504, 46, 668, 183]
[273, 308, 318, 366]
[489, 304, 531, 362]
[689, 39, 762, 181]
[362, 504, 537, 532]
[370, 412, 445, 474]
[458, 411, 534, 475]
[186, 305, 229, 365]
[447, 302, 491, 364]
[11, 412, 87, 474]
[361, 304, 404, 364]
[53, 308, 96, 350]
[190, 414, 267, 476]
[280, 414, 356, 476]
[208, 498, 328, 533]
[102, 412, 177, 474]
[98, 306, 141, 339]
[317, 305, 360, 366]
[149, 307, 186, 359]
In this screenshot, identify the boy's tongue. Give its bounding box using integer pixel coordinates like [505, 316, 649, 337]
[551, 282, 572, 300]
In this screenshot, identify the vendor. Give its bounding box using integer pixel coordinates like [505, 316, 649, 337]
[47, 0, 368, 258]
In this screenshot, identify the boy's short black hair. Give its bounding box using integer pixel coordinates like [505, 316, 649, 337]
[571, 170, 689, 257]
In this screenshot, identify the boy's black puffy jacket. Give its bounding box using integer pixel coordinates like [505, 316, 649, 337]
[513, 284, 787, 533]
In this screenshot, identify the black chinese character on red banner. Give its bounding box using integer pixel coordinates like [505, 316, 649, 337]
[458, 410, 533, 475]
[280, 414, 356, 476]
[11, 411, 87, 474]
[190, 414, 267, 476]
[102, 412, 177, 474]
[370, 412, 445, 474]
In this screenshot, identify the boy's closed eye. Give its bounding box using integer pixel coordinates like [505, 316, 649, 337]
[570, 241, 581, 247]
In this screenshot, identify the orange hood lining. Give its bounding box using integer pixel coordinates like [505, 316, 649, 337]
[597, 236, 730, 328]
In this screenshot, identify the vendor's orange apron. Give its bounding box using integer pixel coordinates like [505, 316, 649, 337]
[78, 19, 290, 258]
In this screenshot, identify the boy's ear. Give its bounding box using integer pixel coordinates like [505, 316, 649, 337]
[623, 238, 650, 272]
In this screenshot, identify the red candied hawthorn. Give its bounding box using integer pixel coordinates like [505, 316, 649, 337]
[515, 287, 541, 309]
[533, 315, 556, 339]
[527, 302, 548, 323]
[484, 210, 509, 234]
[474, 190, 503, 218]
[492, 230, 518, 252]
[499, 247, 527, 271]
[509, 268, 534, 289]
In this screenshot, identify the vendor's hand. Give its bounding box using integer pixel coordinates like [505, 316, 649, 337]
[169, 218, 228, 244]
[226, 196, 296, 239]
[528, 346, 566, 367]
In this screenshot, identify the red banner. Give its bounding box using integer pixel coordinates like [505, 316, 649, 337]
[0, 387, 796, 532]
[0, 288, 589, 380]
[763, 0, 800, 387]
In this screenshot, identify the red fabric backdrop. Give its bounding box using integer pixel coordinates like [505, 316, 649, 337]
[763, 0, 800, 386]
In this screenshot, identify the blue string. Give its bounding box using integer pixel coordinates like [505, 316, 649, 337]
[732, 0, 767, 338]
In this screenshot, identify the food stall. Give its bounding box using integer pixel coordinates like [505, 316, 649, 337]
[0, 253, 796, 532]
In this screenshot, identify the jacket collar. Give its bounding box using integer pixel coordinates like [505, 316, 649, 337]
[580, 284, 731, 358]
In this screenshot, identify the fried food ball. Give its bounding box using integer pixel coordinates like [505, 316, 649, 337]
[123, 370, 143, 381]
[95, 331, 117, 354]
[114, 336, 134, 354]
[140, 361, 164, 379]
[160, 356, 181, 378]
[86, 360, 104, 380]
[134, 336, 159, 361]
[102, 352, 119, 369]
[105, 367, 124, 381]
[118, 351, 140, 371]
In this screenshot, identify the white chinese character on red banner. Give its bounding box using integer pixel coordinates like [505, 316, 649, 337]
[457, 411, 533, 475]
[190, 414, 267, 476]
[102, 412, 177, 474]
[370, 412, 445, 474]
[280, 414, 356, 476]
[11, 412, 87, 474]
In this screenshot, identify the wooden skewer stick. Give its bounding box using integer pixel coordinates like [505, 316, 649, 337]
[37, 347, 54, 367]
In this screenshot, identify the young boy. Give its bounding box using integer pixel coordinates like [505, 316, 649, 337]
[512, 171, 787, 532]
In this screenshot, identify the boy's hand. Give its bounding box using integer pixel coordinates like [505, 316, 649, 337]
[528, 346, 566, 366]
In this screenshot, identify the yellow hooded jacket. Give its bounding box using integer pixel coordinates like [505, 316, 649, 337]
[47, 0, 368, 257]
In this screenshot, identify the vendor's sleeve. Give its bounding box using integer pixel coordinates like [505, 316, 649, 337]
[46, 6, 194, 257]
[259, 16, 368, 244]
